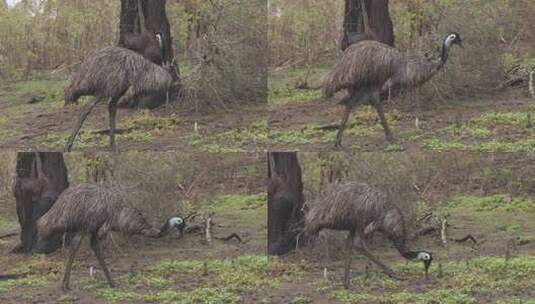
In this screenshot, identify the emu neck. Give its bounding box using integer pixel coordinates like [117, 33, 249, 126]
[440, 41, 451, 67]
[141, 220, 171, 239]
[388, 233, 412, 259]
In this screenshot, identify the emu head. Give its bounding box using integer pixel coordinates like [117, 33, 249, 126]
[406, 250, 433, 278]
[157, 216, 186, 238]
[444, 32, 463, 48]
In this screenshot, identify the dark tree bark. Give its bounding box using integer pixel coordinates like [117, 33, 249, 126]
[267, 152, 305, 255]
[118, 0, 180, 108]
[341, 0, 394, 50]
[12, 152, 68, 254]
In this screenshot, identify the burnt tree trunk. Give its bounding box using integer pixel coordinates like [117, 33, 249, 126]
[341, 0, 394, 50]
[267, 152, 305, 255]
[118, 0, 178, 71]
[12, 153, 68, 254]
[118, 0, 180, 108]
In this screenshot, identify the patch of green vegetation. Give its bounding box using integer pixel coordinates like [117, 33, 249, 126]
[421, 137, 535, 153]
[269, 107, 398, 147]
[40, 111, 180, 149]
[0, 217, 17, 232]
[330, 256, 535, 304]
[447, 195, 535, 213]
[0, 79, 65, 107]
[268, 67, 329, 105]
[0, 128, 20, 141]
[209, 194, 266, 212]
[291, 295, 313, 304]
[189, 120, 268, 152]
[121, 110, 180, 134]
[0, 275, 54, 294]
[442, 124, 492, 139]
[422, 138, 466, 152]
[471, 112, 530, 128]
[57, 294, 78, 303]
[42, 131, 108, 149]
[0, 256, 62, 294]
[270, 125, 337, 146]
[93, 256, 301, 304]
[97, 287, 239, 304]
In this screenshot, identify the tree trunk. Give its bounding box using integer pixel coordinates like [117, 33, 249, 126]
[117, 0, 180, 108]
[341, 0, 394, 50]
[267, 152, 305, 255]
[12, 152, 69, 254]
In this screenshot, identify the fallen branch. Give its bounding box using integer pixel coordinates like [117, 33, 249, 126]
[409, 227, 437, 241]
[216, 233, 243, 243]
[0, 272, 31, 281]
[452, 234, 477, 244]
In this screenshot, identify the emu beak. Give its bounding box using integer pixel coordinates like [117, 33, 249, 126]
[458, 40, 464, 48]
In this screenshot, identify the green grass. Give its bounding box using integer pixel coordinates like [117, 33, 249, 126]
[0, 256, 62, 294]
[418, 110, 535, 152]
[208, 193, 266, 212]
[268, 67, 329, 105]
[188, 120, 269, 152]
[91, 256, 301, 304]
[446, 195, 535, 213]
[40, 110, 181, 149]
[330, 256, 535, 304]
[269, 105, 399, 147]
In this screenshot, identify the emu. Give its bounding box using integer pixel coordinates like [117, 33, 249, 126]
[123, 0, 165, 65]
[37, 183, 185, 291]
[303, 182, 432, 289]
[63, 46, 173, 152]
[324, 24, 462, 147]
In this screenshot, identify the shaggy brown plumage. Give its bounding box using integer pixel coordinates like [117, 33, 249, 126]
[37, 183, 159, 241]
[37, 183, 176, 291]
[64, 46, 173, 151]
[324, 33, 462, 147]
[303, 181, 432, 288]
[305, 182, 406, 245]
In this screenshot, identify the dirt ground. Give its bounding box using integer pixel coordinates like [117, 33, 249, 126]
[0, 80, 268, 153]
[268, 67, 535, 153]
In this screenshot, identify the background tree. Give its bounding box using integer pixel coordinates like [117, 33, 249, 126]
[267, 152, 304, 255]
[341, 0, 394, 50]
[12, 152, 69, 254]
[118, 0, 179, 81]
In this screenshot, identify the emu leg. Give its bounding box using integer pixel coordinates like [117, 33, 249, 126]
[356, 239, 399, 279]
[109, 87, 136, 151]
[64, 98, 100, 152]
[343, 230, 356, 289]
[107, 98, 118, 152]
[62, 234, 83, 292]
[372, 93, 394, 142]
[89, 233, 115, 288]
[335, 105, 352, 149]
